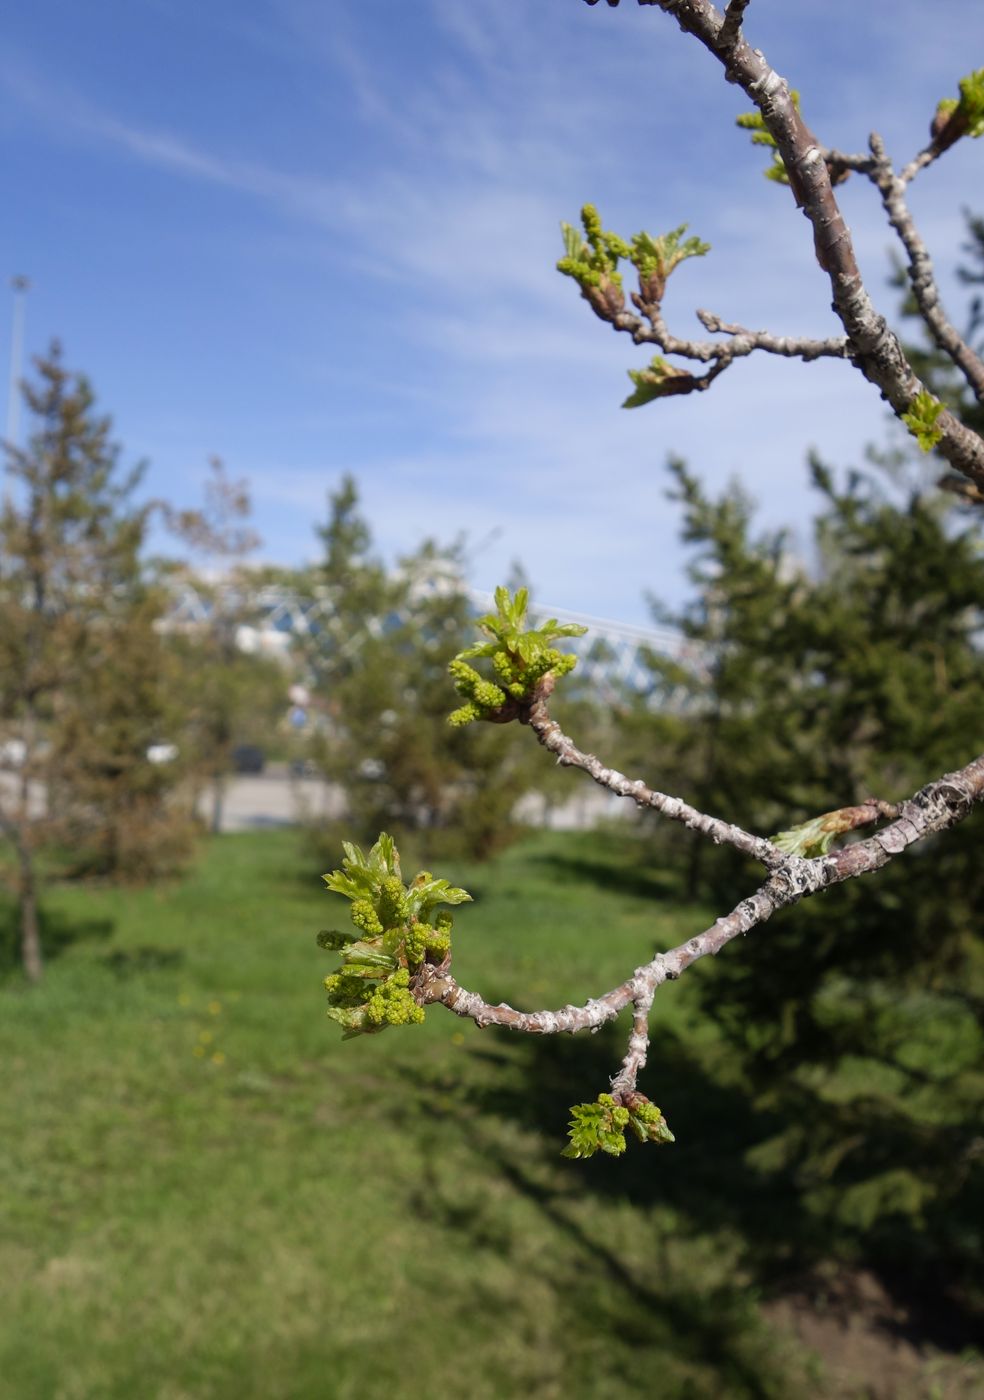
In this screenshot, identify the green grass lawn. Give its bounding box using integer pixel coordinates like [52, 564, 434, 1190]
[0, 829, 979, 1399]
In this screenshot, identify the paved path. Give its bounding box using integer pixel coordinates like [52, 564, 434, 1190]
[201, 767, 346, 832]
[210, 766, 622, 833]
[5, 765, 623, 836]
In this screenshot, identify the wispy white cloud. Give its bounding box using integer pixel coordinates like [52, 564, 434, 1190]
[1, 0, 979, 622]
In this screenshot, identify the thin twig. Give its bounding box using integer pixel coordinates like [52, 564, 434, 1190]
[616, 301, 850, 364]
[900, 143, 946, 185]
[717, 0, 751, 54]
[694, 310, 849, 361]
[866, 132, 984, 403]
[610, 981, 656, 1097]
[819, 146, 874, 175]
[586, 293, 850, 395]
[588, 0, 984, 490]
[523, 695, 786, 867]
[939, 474, 984, 506]
[420, 752, 984, 1057]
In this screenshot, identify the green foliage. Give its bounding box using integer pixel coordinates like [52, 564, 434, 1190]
[634, 453, 984, 876]
[619, 445, 983, 1299]
[557, 208, 709, 406]
[7, 826, 949, 1399]
[626, 1095, 677, 1145]
[771, 807, 863, 859]
[563, 1094, 630, 1158]
[558, 205, 709, 307]
[563, 1093, 674, 1159]
[323, 830, 403, 896]
[162, 460, 285, 836]
[0, 346, 195, 975]
[901, 389, 945, 450]
[557, 203, 629, 289]
[735, 91, 801, 183]
[448, 585, 587, 724]
[300, 480, 537, 860]
[935, 67, 984, 140]
[629, 225, 710, 301]
[319, 833, 471, 1038]
[622, 355, 697, 408]
[50, 591, 196, 880]
[956, 67, 984, 134]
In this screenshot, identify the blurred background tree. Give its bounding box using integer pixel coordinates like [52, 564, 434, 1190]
[297, 477, 537, 862]
[0, 345, 194, 979]
[47, 586, 194, 881]
[162, 457, 288, 834]
[609, 221, 984, 1314]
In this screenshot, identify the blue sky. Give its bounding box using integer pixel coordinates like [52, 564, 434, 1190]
[1, 0, 981, 624]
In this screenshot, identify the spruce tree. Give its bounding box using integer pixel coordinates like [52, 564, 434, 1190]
[619, 447, 984, 1298]
[0, 345, 191, 977]
[301, 478, 533, 860]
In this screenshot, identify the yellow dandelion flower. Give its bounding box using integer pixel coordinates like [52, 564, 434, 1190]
[193, 1045, 206, 1058]
[211, 1051, 226, 1066]
[208, 1001, 222, 1016]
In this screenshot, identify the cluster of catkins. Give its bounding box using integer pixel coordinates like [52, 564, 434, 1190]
[319, 836, 471, 1038]
[447, 586, 586, 726]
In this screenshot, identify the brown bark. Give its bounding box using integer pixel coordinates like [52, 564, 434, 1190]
[17, 840, 42, 983]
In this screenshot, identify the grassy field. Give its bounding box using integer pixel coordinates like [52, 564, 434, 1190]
[0, 828, 980, 1399]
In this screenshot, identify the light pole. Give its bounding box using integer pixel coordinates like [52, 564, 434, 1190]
[5, 274, 30, 452]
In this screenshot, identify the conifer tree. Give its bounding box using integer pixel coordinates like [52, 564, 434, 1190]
[0, 345, 190, 977]
[620, 453, 983, 1293]
[302, 478, 532, 859]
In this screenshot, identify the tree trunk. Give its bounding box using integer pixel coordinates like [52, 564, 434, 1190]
[15, 722, 43, 981]
[210, 776, 225, 835]
[17, 842, 42, 983]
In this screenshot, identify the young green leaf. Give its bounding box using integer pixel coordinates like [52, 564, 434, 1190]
[901, 390, 945, 451]
[771, 804, 875, 859]
[629, 225, 710, 302]
[562, 1093, 674, 1160]
[556, 204, 626, 291]
[935, 68, 984, 143]
[320, 834, 472, 1037]
[447, 586, 587, 724]
[623, 357, 696, 408]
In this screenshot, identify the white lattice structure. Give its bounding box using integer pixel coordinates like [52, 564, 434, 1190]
[163, 581, 703, 705]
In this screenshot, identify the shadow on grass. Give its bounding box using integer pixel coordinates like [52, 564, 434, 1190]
[406, 1128, 790, 1399]
[100, 945, 185, 977]
[0, 898, 115, 979]
[399, 1015, 982, 1368]
[531, 849, 681, 902]
[461, 1022, 805, 1268]
[396, 1029, 797, 1398]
